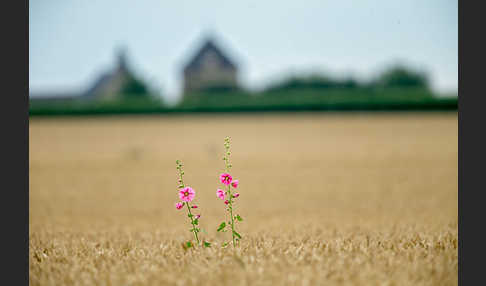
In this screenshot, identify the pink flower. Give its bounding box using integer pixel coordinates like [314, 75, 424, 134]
[220, 173, 233, 185]
[231, 180, 239, 188]
[179, 187, 196, 202]
[232, 193, 240, 198]
[175, 202, 184, 210]
[224, 200, 229, 205]
[216, 189, 225, 200]
[191, 205, 198, 209]
[195, 214, 201, 219]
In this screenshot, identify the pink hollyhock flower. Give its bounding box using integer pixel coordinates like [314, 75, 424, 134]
[232, 193, 240, 198]
[179, 187, 196, 202]
[175, 202, 184, 210]
[216, 189, 225, 200]
[220, 173, 233, 185]
[191, 205, 198, 209]
[224, 200, 229, 205]
[195, 214, 201, 219]
[231, 180, 239, 188]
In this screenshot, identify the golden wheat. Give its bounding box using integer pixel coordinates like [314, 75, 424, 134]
[29, 112, 457, 285]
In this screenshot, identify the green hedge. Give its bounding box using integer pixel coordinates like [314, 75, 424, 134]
[29, 88, 457, 116]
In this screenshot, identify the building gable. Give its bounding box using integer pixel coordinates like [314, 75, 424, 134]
[83, 49, 132, 99]
[183, 40, 237, 74]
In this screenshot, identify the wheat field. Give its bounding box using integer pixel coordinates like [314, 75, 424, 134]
[29, 112, 457, 286]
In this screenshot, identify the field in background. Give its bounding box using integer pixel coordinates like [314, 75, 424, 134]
[29, 113, 458, 285]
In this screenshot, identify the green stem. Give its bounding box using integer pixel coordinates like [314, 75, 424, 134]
[228, 184, 236, 247]
[224, 137, 237, 247]
[186, 202, 199, 244]
[176, 160, 199, 245]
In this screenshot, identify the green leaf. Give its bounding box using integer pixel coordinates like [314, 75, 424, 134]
[193, 219, 199, 225]
[233, 231, 242, 239]
[186, 241, 193, 248]
[236, 214, 243, 222]
[217, 222, 226, 232]
[203, 241, 211, 248]
[222, 242, 229, 247]
[188, 213, 193, 218]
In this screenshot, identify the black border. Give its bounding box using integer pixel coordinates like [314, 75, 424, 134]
[459, 0, 482, 285]
[2, 0, 29, 284]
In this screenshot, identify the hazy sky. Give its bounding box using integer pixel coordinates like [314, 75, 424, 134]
[29, 0, 457, 102]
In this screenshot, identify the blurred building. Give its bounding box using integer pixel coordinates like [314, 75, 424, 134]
[83, 48, 135, 100]
[182, 37, 239, 94]
[30, 48, 149, 103]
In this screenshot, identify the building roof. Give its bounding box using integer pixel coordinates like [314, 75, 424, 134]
[82, 72, 112, 97]
[82, 49, 131, 97]
[183, 39, 237, 73]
